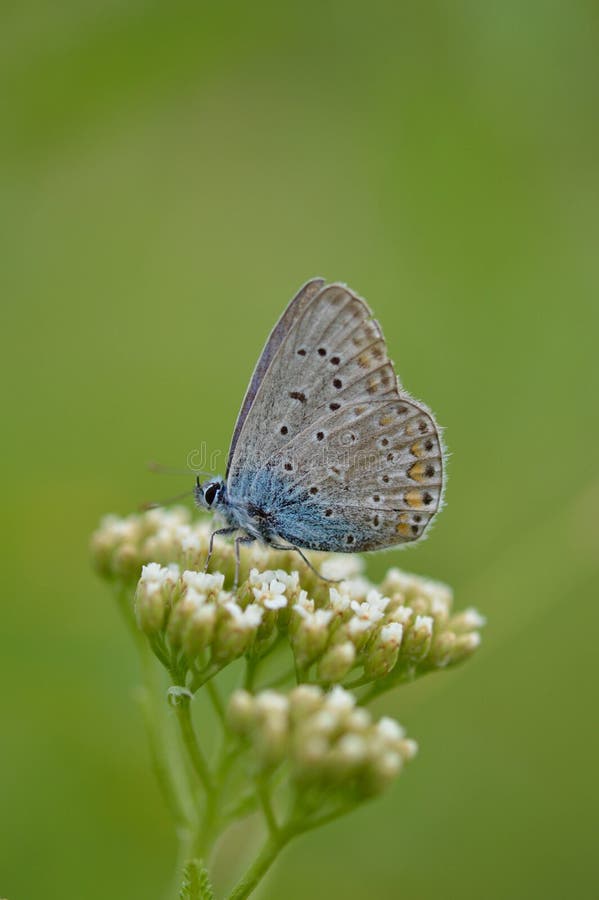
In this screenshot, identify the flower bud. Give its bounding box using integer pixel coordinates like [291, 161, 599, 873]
[182, 602, 217, 657]
[290, 607, 333, 668]
[135, 563, 179, 634]
[228, 690, 256, 733]
[212, 602, 263, 663]
[364, 622, 403, 678]
[449, 608, 486, 633]
[401, 614, 433, 662]
[289, 685, 324, 721]
[317, 641, 356, 682]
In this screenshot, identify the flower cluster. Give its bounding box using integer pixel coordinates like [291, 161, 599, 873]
[92, 505, 485, 895]
[92, 508, 484, 688]
[228, 685, 418, 798]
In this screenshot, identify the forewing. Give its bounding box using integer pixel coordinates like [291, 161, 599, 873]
[226, 277, 325, 475]
[228, 283, 394, 474]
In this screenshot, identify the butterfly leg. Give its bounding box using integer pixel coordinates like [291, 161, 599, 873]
[205, 527, 238, 572]
[269, 541, 341, 584]
[233, 534, 255, 589]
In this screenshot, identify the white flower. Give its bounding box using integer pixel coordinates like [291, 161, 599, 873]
[376, 716, 406, 743]
[250, 568, 300, 592]
[252, 578, 288, 610]
[224, 601, 264, 629]
[364, 589, 390, 614]
[450, 607, 487, 630]
[325, 686, 356, 715]
[388, 605, 414, 626]
[140, 562, 179, 586]
[328, 586, 352, 615]
[379, 622, 404, 648]
[413, 614, 434, 635]
[343, 576, 376, 601]
[336, 733, 368, 763]
[349, 598, 386, 631]
[319, 555, 364, 581]
[182, 570, 224, 593]
[293, 606, 333, 628]
[292, 591, 314, 615]
[255, 691, 289, 716]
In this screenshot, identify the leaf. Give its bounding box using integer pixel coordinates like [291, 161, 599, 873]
[179, 858, 215, 900]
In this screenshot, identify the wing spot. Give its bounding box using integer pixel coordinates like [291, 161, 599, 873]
[289, 391, 306, 403]
[413, 514, 422, 523]
[387, 452, 394, 461]
[310, 486, 319, 495]
[382, 475, 390, 483]
[329, 402, 340, 411]
[425, 439, 434, 451]
[397, 405, 407, 415]
[325, 508, 333, 517]
[316, 431, 325, 441]
[423, 492, 434, 506]
[318, 347, 327, 356]
[284, 463, 293, 471]
[396, 522, 411, 537]
[373, 515, 380, 526]
[297, 349, 306, 356]
[333, 378, 343, 389]
[373, 494, 381, 502]
[405, 489, 423, 508]
[330, 356, 340, 365]
[425, 464, 435, 478]
[381, 438, 389, 446]
[346, 534, 354, 545]
[418, 420, 428, 433]
[354, 406, 365, 415]
[280, 426, 288, 435]
[411, 524, 419, 535]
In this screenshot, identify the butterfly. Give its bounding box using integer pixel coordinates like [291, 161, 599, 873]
[195, 279, 445, 583]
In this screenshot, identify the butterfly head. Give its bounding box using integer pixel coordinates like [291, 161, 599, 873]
[194, 476, 225, 510]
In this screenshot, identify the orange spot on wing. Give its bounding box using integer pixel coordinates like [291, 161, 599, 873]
[405, 489, 424, 508]
[408, 462, 426, 483]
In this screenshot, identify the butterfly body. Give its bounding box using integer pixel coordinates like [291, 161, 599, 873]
[195, 279, 445, 571]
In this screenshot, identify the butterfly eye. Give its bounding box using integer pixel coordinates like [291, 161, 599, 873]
[204, 482, 219, 506]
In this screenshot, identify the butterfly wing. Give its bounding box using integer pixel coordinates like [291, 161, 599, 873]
[226, 282, 444, 551]
[226, 277, 325, 475]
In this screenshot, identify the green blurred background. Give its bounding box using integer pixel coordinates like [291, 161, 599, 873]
[2, 2, 598, 898]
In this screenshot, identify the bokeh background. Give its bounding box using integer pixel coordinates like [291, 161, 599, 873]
[2, 2, 598, 898]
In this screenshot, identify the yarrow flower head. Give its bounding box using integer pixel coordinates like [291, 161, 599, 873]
[91, 506, 485, 896]
[228, 685, 418, 798]
[92, 507, 485, 687]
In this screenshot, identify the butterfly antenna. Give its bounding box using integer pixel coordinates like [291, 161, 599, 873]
[139, 489, 195, 511]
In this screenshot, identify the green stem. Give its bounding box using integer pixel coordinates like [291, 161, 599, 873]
[175, 698, 214, 794]
[205, 678, 227, 729]
[226, 800, 358, 899]
[259, 667, 296, 691]
[256, 778, 278, 836]
[226, 831, 292, 900]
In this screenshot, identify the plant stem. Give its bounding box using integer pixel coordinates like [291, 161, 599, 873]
[205, 678, 227, 729]
[256, 778, 278, 836]
[175, 697, 214, 794]
[226, 831, 291, 900]
[226, 800, 358, 899]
